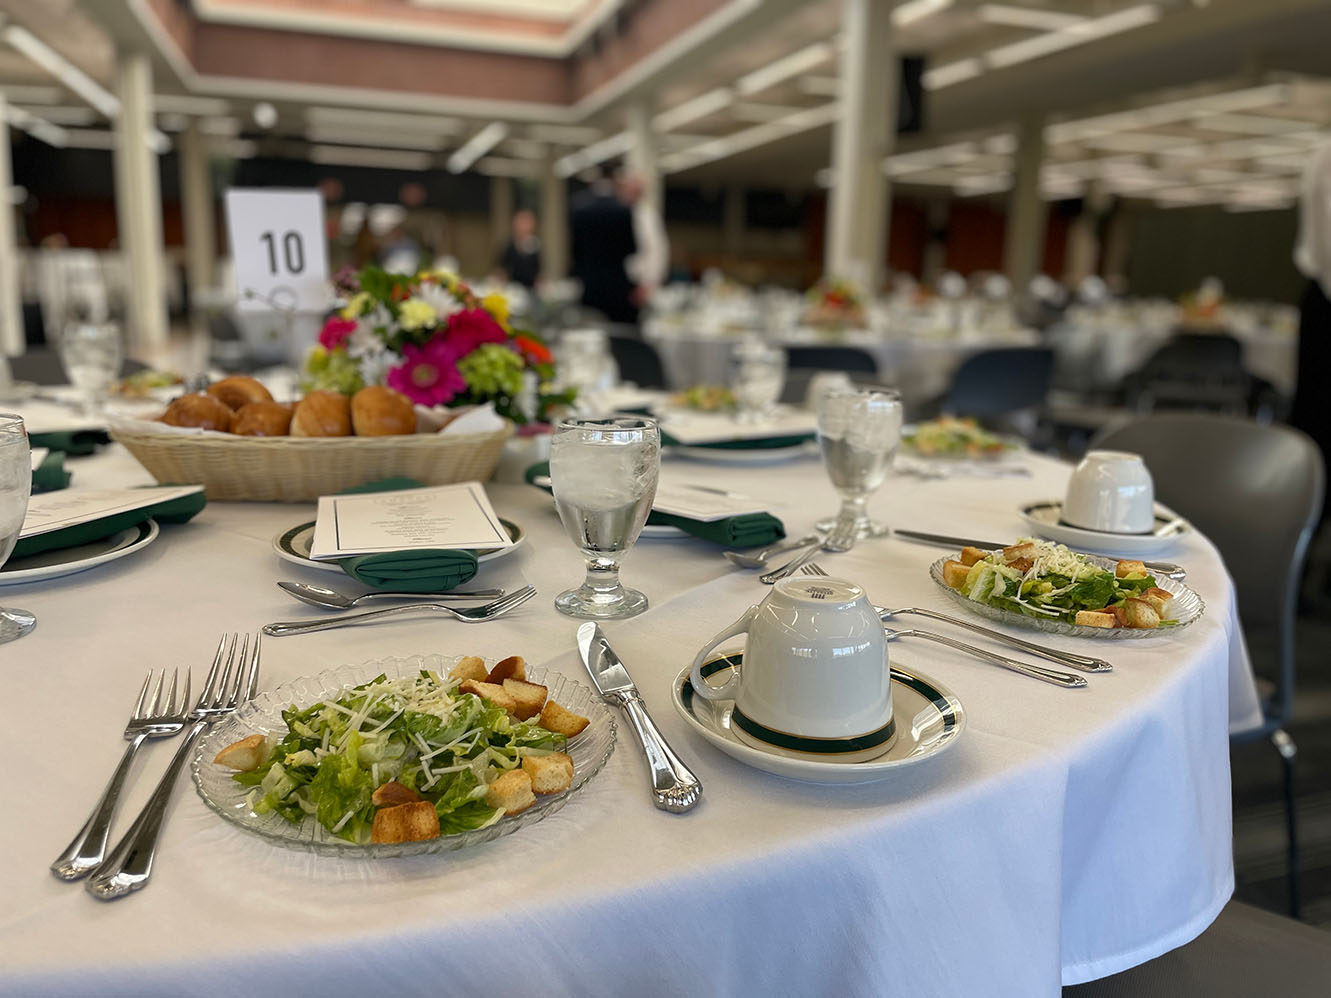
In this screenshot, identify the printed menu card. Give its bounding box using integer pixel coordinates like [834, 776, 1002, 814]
[20, 485, 204, 538]
[309, 482, 513, 560]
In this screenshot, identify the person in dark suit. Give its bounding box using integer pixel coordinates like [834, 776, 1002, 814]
[498, 209, 541, 289]
[569, 173, 639, 324]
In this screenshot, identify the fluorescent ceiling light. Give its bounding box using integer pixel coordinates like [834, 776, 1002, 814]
[923, 59, 982, 91]
[305, 125, 448, 151]
[153, 94, 231, 116]
[306, 106, 461, 134]
[892, 0, 953, 28]
[660, 103, 838, 174]
[730, 102, 806, 123]
[1, 24, 119, 118]
[12, 104, 95, 126]
[1191, 111, 1316, 136]
[883, 141, 978, 176]
[985, 4, 1161, 70]
[735, 42, 833, 97]
[653, 87, 733, 132]
[978, 4, 1086, 32]
[447, 121, 509, 174]
[954, 173, 1011, 196]
[309, 145, 432, 170]
[1081, 132, 1196, 153]
[1046, 84, 1292, 143]
[4, 105, 68, 147]
[554, 131, 632, 178]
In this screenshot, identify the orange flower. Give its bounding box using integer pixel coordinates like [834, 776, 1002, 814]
[513, 335, 552, 365]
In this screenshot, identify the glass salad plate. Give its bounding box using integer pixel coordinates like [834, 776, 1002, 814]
[191, 655, 616, 858]
[928, 555, 1205, 640]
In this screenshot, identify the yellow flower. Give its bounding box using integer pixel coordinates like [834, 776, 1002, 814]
[398, 298, 438, 331]
[340, 291, 371, 320]
[427, 269, 460, 292]
[481, 292, 509, 324]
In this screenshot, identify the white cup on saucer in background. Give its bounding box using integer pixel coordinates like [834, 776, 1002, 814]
[688, 577, 893, 763]
[1062, 450, 1155, 534]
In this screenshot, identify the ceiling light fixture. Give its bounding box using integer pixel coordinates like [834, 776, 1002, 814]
[922, 59, 982, 91]
[3, 105, 68, 147]
[984, 4, 1161, 70]
[554, 131, 633, 178]
[447, 121, 509, 174]
[892, 0, 954, 28]
[735, 41, 834, 97]
[977, 4, 1087, 32]
[0, 23, 119, 118]
[653, 87, 734, 132]
[659, 103, 839, 174]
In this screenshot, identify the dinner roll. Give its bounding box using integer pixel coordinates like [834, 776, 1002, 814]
[232, 400, 293, 437]
[350, 385, 416, 436]
[207, 375, 272, 411]
[161, 393, 233, 432]
[290, 391, 352, 437]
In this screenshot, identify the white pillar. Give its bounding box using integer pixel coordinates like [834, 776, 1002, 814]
[1003, 115, 1047, 290]
[0, 95, 22, 366]
[539, 149, 568, 281]
[490, 175, 513, 265]
[625, 100, 662, 215]
[825, 0, 896, 289]
[1064, 183, 1111, 287]
[112, 49, 168, 356]
[178, 118, 215, 307]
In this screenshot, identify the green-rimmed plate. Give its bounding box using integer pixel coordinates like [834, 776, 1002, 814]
[271, 517, 525, 574]
[0, 519, 159, 586]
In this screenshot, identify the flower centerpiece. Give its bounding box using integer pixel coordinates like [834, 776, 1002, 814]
[304, 265, 573, 424]
[804, 276, 867, 329]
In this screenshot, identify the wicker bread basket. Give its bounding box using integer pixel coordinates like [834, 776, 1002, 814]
[111, 425, 514, 502]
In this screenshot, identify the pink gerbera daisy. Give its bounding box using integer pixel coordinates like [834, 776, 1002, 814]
[318, 316, 357, 350]
[386, 339, 467, 406]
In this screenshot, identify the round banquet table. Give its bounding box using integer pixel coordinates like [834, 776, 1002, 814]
[2, 406, 1261, 998]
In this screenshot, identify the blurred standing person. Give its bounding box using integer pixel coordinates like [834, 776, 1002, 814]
[1293, 136, 1331, 489]
[498, 209, 541, 289]
[569, 170, 638, 324]
[619, 173, 669, 308]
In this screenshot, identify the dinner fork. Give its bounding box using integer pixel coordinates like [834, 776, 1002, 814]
[800, 563, 1111, 674]
[86, 633, 261, 901]
[261, 584, 538, 636]
[50, 669, 190, 881]
[760, 518, 858, 584]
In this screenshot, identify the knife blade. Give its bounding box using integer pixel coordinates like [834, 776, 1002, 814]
[577, 622, 702, 814]
[891, 528, 1187, 580]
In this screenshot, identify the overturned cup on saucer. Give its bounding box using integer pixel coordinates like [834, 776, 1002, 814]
[1062, 450, 1155, 535]
[689, 577, 894, 763]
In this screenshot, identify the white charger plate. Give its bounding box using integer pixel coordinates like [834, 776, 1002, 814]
[272, 517, 525, 573]
[1019, 501, 1189, 557]
[672, 656, 965, 785]
[0, 519, 159, 586]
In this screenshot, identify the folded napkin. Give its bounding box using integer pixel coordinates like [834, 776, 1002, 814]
[523, 462, 785, 549]
[28, 429, 111, 457]
[31, 452, 71, 494]
[11, 487, 207, 560]
[659, 429, 814, 451]
[332, 478, 479, 593]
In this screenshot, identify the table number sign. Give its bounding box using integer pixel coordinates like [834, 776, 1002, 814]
[224, 189, 329, 314]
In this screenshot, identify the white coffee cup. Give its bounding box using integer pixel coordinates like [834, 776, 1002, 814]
[689, 577, 893, 762]
[1062, 450, 1155, 534]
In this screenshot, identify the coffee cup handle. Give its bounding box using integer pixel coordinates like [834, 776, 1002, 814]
[689, 607, 757, 701]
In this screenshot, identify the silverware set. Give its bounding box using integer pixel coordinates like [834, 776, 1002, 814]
[53, 632, 262, 900]
[263, 585, 537, 636]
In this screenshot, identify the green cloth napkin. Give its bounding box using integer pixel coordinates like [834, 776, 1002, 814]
[332, 478, 479, 592]
[524, 462, 785, 549]
[659, 429, 814, 451]
[31, 451, 71, 493]
[28, 429, 111, 457]
[11, 487, 207, 560]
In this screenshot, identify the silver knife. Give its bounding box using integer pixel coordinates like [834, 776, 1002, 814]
[892, 528, 1187, 580]
[577, 622, 702, 814]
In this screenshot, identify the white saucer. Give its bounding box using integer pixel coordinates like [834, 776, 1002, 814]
[667, 441, 819, 464]
[272, 518, 525, 573]
[671, 656, 965, 785]
[0, 519, 159, 585]
[1019, 500, 1189, 557]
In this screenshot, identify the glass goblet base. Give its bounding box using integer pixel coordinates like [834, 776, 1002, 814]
[815, 516, 891, 539]
[554, 585, 649, 620]
[0, 606, 36, 643]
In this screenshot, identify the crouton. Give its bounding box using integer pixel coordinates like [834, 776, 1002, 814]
[448, 656, 488, 682]
[213, 733, 270, 772]
[1074, 610, 1117, 629]
[1123, 598, 1161, 629]
[1002, 542, 1037, 563]
[941, 559, 971, 590]
[1115, 560, 1147, 579]
[1107, 605, 1127, 627]
[522, 752, 574, 795]
[371, 781, 423, 807]
[502, 678, 548, 720]
[484, 770, 536, 816]
[370, 800, 439, 844]
[538, 700, 590, 737]
[458, 679, 518, 714]
[1142, 587, 1174, 618]
[1007, 557, 1034, 574]
[485, 655, 526, 684]
[959, 546, 988, 567]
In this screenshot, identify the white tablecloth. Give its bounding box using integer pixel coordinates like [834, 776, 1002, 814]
[2, 409, 1260, 996]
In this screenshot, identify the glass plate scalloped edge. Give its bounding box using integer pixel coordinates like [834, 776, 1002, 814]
[190, 655, 617, 858]
[927, 555, 1205, 640]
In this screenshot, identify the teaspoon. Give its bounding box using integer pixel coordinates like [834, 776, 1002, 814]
[277, 581, 505, 610]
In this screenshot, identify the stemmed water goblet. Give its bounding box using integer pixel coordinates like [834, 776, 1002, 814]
[550, 416, 660, 619]
[815, 386, 903, 549]
[0, 414, 36, 642]
[730, 340, 785, 424]
[58, 321, 122, 419]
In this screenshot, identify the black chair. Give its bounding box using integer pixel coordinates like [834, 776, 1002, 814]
[943, 346, 1055, 419]
[1063, 900, 1331, 997]
[607, 334, 667, 389]
[1093, 414, 1325, 916]
[1125, 332, 1250, 415]
[9, 348, 147, 385]
[784, 346, 878, 375]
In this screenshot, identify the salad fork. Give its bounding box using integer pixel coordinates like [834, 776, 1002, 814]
[800, 563, 1111, 674]
[87, 633, 261, 901]
[760, 519, 858, 583]
[50, 669, 190, 881]
[262, 584, 538, 636]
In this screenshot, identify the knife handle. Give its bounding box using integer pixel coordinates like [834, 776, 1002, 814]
[611, 690, 703, 813]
